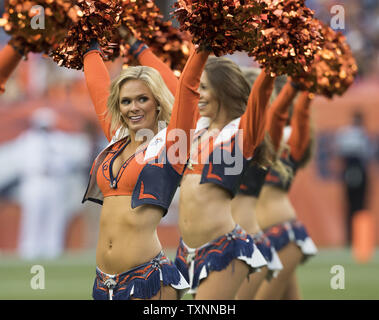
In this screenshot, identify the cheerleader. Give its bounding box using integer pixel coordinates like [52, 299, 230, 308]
[82, 39, 209, 300]
[232, 78, 299, 299]
[174, 57, 275, 299]
[254, 86, 318, 300]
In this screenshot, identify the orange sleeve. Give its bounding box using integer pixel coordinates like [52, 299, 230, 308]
[83, 51, 112, 141]
[288, 91, 312, 161]
[239, 69, 275, 159]
[138, 48, 178, 96]
[0, 44, 22, 94]
[167, 48, 210, 172]
[265, 81, 298, 151]
[137, 46, 202, 125]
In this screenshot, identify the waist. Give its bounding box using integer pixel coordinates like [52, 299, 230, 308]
[179, 203, 235, 248]
[96, 197, 163, 274]
[179, 224, 247, 253]
[96, 232, 162, 275]
[231, 194, 261, 235]
[96, 250, 167, 284]
[232, 193, 259, 211]
[256, 186, 296, 229]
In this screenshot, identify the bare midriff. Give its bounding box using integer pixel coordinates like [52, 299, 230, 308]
[231, 194, 261, 235]
[96, 196, 163, 275]
[179, 174, 236, 249]
[255, 185, 297, 231]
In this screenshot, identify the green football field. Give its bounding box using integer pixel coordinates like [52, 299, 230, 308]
[0, 248, 378, 300]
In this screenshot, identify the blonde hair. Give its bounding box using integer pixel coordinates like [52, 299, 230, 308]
[107, 66, 173, 137]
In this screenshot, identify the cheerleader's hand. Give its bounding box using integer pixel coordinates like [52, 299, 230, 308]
[84, 39, 104, 58]
[118, 26, 138, 47]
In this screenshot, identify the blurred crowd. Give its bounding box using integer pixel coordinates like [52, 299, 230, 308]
[307, 0, 379, 77]
[0, 0, 378, 259]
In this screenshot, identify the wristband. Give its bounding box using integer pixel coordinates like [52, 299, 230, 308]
[84, 39, 104, 58]
[129, 40, 148, 59]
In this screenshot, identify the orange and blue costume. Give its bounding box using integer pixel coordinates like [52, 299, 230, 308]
[93, 251, 188, 300]
[84, 41, 210, 299]
[238, 81, 299, 196]
[265, 90, 312, 190]
[263, 90, 318, 259]
[251, 231, 283, 279]
[175, 69, 275, 293]
[237, 82, 303, 277]
[182, 70, 275, 196]
[175, 225, 267, 294]
[82, 43, 208, 213]
[264, 220, 317, 262]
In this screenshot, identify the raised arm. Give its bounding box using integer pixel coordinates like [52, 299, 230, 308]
[0, 43, 23, 94]
[265, 81, 298, 151]
[83, 46, 112, 141]
[129, 40, 179, 96]
[287, 91, 312, 161]
[167, 47, 210, 172]
[240, 69, 275, 159]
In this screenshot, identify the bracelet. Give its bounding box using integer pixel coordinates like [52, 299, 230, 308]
[84, 39, 104, 58]
[129, 40, 148, 59]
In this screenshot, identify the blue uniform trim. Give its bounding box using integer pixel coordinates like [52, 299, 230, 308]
[264, 220, 318, 263]
[84, 39, 104, 58]
[131, 154, 182, 216]
[252, 232, 283, 279]
[238, 164, 268, 197]
[82, 129, 184, 216]
[252, 233, 273, 266]
[175, 225, 267, 293]
[199, 136, 249, 198]
[93, 251, 188, 300]
[129, 40, 149, 59]
[265, 153, 298, 191]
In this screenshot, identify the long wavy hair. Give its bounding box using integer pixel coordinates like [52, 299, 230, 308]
[204, 56, 251, 121]
[242, 69, 293, 182]
[107, 66, 173, 138]
[251, 132, 293, 183]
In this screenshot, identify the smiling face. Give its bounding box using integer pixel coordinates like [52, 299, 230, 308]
[198, 72, 220, 119]
[119, 79, 158, 135]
